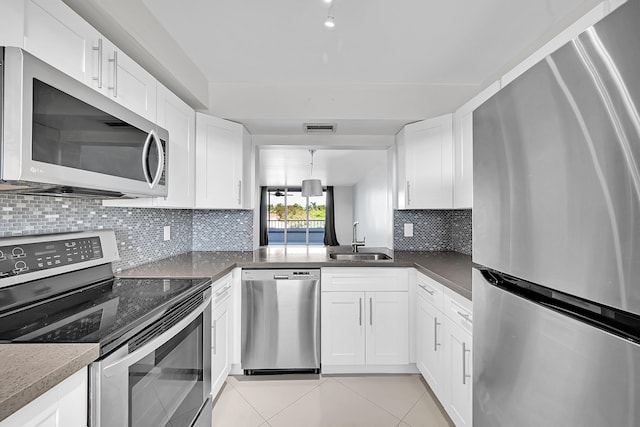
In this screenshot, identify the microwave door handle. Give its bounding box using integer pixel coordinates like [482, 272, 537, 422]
[141, 130, 155, 187]
[102, 296, 212, 377]
[150, 131, 165, 189]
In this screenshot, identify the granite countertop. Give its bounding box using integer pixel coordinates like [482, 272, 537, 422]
[0, 343, 99, 422]
[119, 247, 473, 300]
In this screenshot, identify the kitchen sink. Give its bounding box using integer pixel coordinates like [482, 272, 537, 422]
[329, 252, 392, 261]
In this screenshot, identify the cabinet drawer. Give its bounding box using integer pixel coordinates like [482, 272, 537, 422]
[212, 273, 233, 307]
[321, 268, 409, 292]
[443, 288, 472, 334]
[416, 272, 444, 311]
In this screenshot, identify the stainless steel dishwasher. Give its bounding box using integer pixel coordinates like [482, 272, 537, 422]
[241, 269, 320, 374]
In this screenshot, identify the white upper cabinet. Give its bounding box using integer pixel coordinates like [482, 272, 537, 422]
[152, 84, 195, 208]
[101, 38, 157, 122]
[452, 81, 501, 208]
[396, 114, 454, 209]
[22, 0, 157, 121]
[195, 114, 253, 209]
[24, 0, 100, 86]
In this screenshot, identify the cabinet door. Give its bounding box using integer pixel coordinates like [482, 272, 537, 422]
[24, 0, 100, 86]
[365, 291, 409, 365]
[212, 301, 230, 397]
[416, 295, 445, 399]
[444, 322, 472, 427]
[153, 84, 196, 208]
[103, 39, 157, 122]
[0, 368, 87, 427]
[195, 114, 245, 209]
[402, 115, 453, 209]
[453, 81, 500, 209]
[321, 292, 365, 366]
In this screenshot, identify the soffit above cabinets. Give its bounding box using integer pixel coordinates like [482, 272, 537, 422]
[141, 0, 596, 86]
[259, 148, 388, 187]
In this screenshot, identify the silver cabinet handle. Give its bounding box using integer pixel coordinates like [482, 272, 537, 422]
[462, 342, 471, 384]
[108, 50, 118, 97]
[212, 319, 217, 355]
[359, 298, 362, 326]
[457, 311, 472, 324]
[418, 284, 435, 295]
[434, 317, 441, 352]
[273, 275, 289, 280]
[406, 181, 411, 205]
[141, 130, 165, 189]
[215, 285, 231, 298]
[369, 297, 373, 326]
[92, 38, 103, 88]
[237, 180, 242, 206]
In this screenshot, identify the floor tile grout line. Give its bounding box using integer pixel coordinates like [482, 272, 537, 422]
[330, 377, 404, 424]
[262, 377, 331, 422]
[225, 381, 269, 425]
[332, 376, 426, 419]
[399, 389, 427, 426]
[399, 389, 427, 422]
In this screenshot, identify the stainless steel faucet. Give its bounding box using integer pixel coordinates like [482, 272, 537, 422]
[351, 221, 365, 253]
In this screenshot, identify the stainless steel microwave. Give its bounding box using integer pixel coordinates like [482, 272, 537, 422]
[0, 46, 168, 198]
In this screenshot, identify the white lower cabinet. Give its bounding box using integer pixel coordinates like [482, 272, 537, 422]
[320, 268, 411, 373]
[443, 321, 472, 427]
[0, 368, 87, 427]
[415, 271, 472, 427]
[321, 291, 366, 366]
[416, 294, 445, 400]
[211, 273, 233, 398]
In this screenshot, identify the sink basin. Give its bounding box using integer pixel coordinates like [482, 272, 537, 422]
[329, 252, 392, 261]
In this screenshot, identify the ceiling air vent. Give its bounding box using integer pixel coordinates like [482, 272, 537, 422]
[303, 123, 336, 133]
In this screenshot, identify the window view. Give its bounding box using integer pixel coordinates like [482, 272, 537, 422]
[267, 188, 326, 245]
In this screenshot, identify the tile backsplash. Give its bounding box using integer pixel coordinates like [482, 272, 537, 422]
[0, 194, 198, 272]
[192, 210, 254, 251]
[393, 209, 472, 255]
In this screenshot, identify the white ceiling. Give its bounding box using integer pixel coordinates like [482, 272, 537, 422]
[142, 0, 588, 85]
[137, 0, 594, 184]
[259, 148, 388, 187]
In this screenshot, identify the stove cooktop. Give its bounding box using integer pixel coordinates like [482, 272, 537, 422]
[0, 274, 211, 356]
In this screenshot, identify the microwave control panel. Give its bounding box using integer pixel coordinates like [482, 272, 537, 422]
[0, 237, 103, 277]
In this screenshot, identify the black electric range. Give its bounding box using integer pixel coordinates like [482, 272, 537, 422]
[0, 230, 211, 356]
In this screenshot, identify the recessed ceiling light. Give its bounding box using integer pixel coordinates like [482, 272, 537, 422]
[323, 0, 332, 3]
[324, 14, 335, 28]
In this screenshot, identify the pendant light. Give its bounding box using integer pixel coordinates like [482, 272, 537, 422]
[301, 149, 323, 197]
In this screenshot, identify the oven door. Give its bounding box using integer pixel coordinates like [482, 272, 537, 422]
[90, 293, 211, 427]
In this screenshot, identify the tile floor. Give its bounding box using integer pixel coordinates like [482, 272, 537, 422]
[211, 374, 453, 427]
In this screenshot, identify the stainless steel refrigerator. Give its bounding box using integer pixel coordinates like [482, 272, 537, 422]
[473, 1, 640, 425]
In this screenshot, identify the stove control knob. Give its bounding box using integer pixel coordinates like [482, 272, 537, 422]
[13, 261, 28, 273]
[12, 247, 26, 259]
[0, 250, 5, 260]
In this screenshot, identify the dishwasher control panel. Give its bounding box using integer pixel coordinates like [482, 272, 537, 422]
[242, 269, 321, 281]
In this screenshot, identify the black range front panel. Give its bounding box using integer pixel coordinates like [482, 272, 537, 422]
[0, 236, 103, 278]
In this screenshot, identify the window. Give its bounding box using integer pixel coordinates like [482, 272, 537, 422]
[267, 188, 326, 245]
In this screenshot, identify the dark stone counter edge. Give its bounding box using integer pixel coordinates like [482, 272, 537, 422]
[120, 257, 473, 302]
[0, 344, 99, 423]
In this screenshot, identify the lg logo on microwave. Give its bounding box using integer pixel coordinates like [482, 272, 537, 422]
[30, 167, 44, 174]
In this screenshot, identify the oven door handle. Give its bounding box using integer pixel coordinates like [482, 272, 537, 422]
[102, 295, 212, 377]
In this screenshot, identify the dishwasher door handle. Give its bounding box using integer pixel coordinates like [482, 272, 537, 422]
[273, 275, 289, 280]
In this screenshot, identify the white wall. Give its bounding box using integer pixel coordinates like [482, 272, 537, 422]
[333, 186, 354, 246]
[352, 161, 393, 248]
